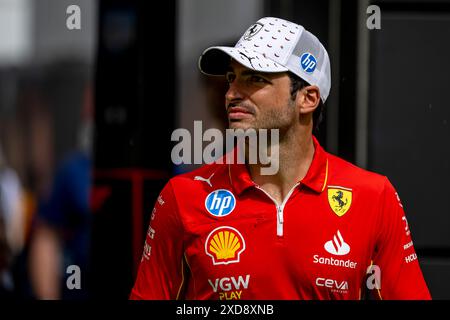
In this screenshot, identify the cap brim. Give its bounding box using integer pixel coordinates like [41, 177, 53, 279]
[198, 46, 288, 76]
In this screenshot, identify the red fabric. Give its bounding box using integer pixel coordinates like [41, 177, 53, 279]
[130, 137, 431, 300]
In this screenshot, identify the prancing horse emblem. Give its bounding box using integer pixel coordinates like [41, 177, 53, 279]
[328, 187, 352, 217]
[243, 22, 263, 40]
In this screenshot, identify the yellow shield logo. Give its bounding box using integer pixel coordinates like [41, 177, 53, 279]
[328, 188, 352, 217]
[205, 226, 245, 265]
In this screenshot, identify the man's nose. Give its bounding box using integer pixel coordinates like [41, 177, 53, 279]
[225, 81, 244, 102]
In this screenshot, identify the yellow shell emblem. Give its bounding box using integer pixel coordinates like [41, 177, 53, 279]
[205, 226, 245, 265]
[328, 187, 352, 217]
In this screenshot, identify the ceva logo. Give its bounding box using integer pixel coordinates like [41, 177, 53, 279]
[205, 189, 236, 217]
[315, 277, 349, 293]
[324, 230, 350, 256]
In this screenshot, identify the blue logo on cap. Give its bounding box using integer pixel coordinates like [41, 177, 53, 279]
[205, 189, 236, 217]
[300, 53, 317, 73]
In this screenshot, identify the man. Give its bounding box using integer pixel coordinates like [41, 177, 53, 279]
[130, 17, 431, 300]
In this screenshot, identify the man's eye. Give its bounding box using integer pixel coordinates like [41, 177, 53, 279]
[225, 72, 236, 83]
[249, 75, 266, 83]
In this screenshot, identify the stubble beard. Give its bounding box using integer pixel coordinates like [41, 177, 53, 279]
[228, 99, 296, 134]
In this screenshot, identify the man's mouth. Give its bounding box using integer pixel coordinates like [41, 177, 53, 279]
[227, 103, 255, 119]
[227, 106, 254, 120]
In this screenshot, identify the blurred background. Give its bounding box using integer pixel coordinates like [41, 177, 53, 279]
[0, 0, 448, 300]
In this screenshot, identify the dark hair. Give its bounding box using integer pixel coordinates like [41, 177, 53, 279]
[288, 72, 324, 132]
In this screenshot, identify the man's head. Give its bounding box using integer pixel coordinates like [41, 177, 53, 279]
[199, 17, 331, 101]
[198, 17, 330, 133]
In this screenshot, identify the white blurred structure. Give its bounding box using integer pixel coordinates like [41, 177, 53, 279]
[0, 0, 32, 66]
[0, 143, 24, 256]
[0, 0, 97, 67]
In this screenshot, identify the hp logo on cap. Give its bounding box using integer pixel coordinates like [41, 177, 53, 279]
[300, 53, 317, 73]
[205, 189, 236, 217]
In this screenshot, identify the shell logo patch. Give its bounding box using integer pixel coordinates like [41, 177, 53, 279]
[328, 187, 352, 217]
[205, 226, 245, 265]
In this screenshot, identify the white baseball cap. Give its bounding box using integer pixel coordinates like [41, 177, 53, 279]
[198, 17, 331, 102]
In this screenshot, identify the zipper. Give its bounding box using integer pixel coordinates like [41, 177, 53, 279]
[255, 183, 300, 237]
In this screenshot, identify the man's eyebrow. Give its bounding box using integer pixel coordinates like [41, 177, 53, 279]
[225, 68, 267, 77]
[241, 70, 265, 76]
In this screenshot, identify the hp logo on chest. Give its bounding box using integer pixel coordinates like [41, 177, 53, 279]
[205, 189, 236, 217]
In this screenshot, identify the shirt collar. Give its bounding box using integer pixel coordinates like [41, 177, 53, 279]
[228, 135, 329, 195]
[300, 136, 329, 193]
[228, 161, 255, 195]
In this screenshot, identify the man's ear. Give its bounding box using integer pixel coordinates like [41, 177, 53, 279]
[298, 85, 320, 115]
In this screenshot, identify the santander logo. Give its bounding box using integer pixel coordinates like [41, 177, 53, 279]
[324, 230, 350, 256]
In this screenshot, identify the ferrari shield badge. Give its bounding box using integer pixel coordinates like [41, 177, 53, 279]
[328, 187, 352, 217]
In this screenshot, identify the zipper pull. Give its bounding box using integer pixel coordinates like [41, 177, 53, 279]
[277, 206, 284, 224]
[277, 205, 284, 237]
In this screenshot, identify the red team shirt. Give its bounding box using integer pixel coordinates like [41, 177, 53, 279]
[130, 137, 431, 300]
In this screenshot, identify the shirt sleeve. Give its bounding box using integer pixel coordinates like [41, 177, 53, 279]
[129, 180, 186, 300]
[372, 177, 431, 300]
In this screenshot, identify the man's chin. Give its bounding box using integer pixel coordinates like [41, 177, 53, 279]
[228, 121, 256, 131]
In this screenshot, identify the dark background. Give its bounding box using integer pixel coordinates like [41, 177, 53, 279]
[0, 0, 448, 300]
[95, 0, 450, 299]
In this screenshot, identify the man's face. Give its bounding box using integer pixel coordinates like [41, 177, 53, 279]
[225, 60, 297, 131]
